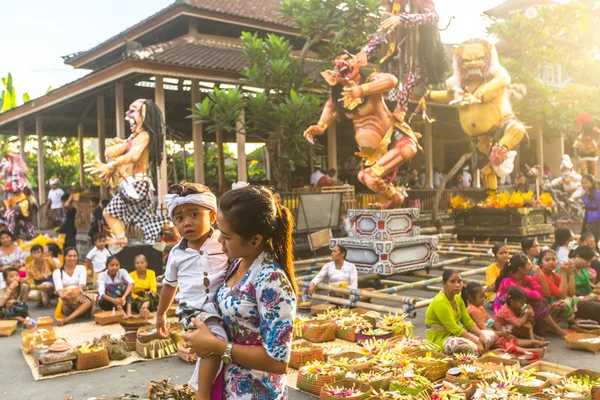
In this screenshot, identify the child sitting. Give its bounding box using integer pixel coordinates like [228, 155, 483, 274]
[97, 256, 134, 318]
[25, 244, 56, 308]
[494, 286, 537, 340]
[85, 233, 111, 287]
[0, 267, 32, 327]
[463, 282, 548, 357]
[156, 182, 228, 400]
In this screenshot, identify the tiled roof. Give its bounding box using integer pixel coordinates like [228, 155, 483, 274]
[484, 0, 553, 19]
[182, 0, 290, 27]
[128, 37, 247, 72]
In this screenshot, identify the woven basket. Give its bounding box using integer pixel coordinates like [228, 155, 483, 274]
[389, 378, 431, 396]
[289, 342, 324, 369]
[449, 357, 476, 368]
[319, 379, 372, 400]
[336, 326, 359, 342]
[137, 325, 161, 344]
[0, 320, 18, 337]
[328, 351, 372, 372]
[566, 369, 600, 400]
[354, 368, 393, 392]
[431, 379, 473, 400]
[39, 360, 73, 376]
[410, 350, 450, 381]
[120, 317, 148, 331]
[177, 341, 198, 364]
[21, 328, 56, 353]
[311, 304, 337, 316]
[123, 331, 137, 351]
[356, 330, 393, 346]
[522, 361, 574, 385]
[136, 337, 177, 359]
[297, 368, 346, 395]
[445, 370, 488, 386]
[94, 310, 123, 326]
[302, 320, 336, 343]
[473, 355, 520, 372]
[565, 333, 600, 354]
[168, 322, 184, 344]
[75, 346, 109, 371]
[167, 303, 177, 317]
[36, 316, 54, 329]
[515, 374, 548, 395]
[345, 308, 376, 327]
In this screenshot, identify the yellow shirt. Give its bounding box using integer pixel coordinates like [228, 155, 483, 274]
[129, 269, 157, 300]
[485, 263, 501, 301]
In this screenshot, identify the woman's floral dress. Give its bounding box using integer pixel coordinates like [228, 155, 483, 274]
[217, 252, 296, 400]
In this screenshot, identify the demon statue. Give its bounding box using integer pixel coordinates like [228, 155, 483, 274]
[544, 155, 584, 221]
[422, 38, 527, 199]
[86, 99, 168, 245]
[574, 112, 600, 178]
[0, 153, 36, 239]
[304, 52, 419, 209]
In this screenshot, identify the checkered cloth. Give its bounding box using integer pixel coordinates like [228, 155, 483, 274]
[104, 178, 168, 243]
[4, 171, 29, 193]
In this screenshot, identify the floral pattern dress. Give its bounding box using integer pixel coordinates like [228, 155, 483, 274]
[216, 252, 296, 400]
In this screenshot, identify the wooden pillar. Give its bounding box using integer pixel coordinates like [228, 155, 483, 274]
[115, 82, 126, 140]
[154, 76, 168, 200]
[236, 111, 247, 182]
[18, 121, 26, 161]
[78, 123, 85, 187]
[536, 124, 544, 172]
[97, 96, 108, 199]
[423, 122, 434, 188]
[36, 117, 46, 205]
[191, 80, 205, 184]
[264, 146, 271, 181]
[216, 131, 225, 193]
[327, 123, 338, 173]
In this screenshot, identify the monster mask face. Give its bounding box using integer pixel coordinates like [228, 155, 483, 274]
[457, 41, 492, 83]
[125, 99, 146, 134]
[321, 52, 368, 86]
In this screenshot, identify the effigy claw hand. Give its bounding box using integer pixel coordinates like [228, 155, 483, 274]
[490, 144, 508, 167]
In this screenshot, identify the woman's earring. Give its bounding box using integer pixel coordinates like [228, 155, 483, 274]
[251, 240, 257, 246]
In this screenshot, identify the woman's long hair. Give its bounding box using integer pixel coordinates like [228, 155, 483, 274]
[141, 100, 165, 170]
[582, 174, 597, 200]
[219, 186, 298, 295]
[551, 227, 573, 250]
[494, 254, 528, 292]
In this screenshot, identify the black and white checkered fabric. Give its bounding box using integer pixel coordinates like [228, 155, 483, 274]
[104, 178, 168, 243]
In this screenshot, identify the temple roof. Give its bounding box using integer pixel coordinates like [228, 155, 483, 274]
[181, 0, 288, 27]
[484, 0, 554, 19]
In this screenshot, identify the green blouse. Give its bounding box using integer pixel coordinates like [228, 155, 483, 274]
[425, 290, 476, 349]
[558, 267, 593, 296]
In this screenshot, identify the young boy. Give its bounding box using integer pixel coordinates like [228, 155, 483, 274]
[85, 233, 111, 287]
[25, 244, 56, 308]
[156, 182, 228, 400]
[88, 197, 103, 240]
[58, 193, 77, 249]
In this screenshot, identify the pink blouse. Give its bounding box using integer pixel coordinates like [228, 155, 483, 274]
[494, 275, 542, 314]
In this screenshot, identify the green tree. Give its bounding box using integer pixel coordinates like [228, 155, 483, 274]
[487, 0, 600, 139]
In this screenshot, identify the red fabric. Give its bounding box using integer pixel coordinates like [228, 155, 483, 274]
[533, 271, 561, 299]
[467, 304, 489, 330]
[494, 303, 521, 327]
[316, 176, 333, 187]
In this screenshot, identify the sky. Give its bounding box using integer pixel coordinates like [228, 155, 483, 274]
[1, 0, 505, 102]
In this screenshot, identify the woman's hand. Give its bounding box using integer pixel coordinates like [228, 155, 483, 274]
[308, 283, 316, 296]
[532, 264, 542, 274]
[182, 318, 218, 357]
[478, 334, 489, 352]
[79, 284, 86, 291]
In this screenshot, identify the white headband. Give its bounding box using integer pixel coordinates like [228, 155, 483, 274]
[163, 192, 217, 220]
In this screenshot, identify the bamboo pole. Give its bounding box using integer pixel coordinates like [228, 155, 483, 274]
[311, 294, 416, 317]
[294, 257, 330, 267]
[373, 266, 489, 294]
[315, 283, 425, 305]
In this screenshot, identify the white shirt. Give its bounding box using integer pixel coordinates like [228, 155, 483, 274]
[310, 260, 358, 288]
[86, 247, 112, 273]
[0, 273, 4, 290]
[310, 170, 325, 186]
[556, 246, 570, 266]
[163, 230, 228, 311]
[97, 268, 135, 297]
[462, 171, 472, 187]
[48, 188, 65, 209]
[52, 265, 87, 291]
[433, 172, 443, 188]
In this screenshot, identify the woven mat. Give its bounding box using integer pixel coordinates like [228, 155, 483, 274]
[285, 338, 360, 394]
[24, 319, 178, 381]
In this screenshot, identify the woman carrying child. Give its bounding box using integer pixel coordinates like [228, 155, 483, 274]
[494, 254, 569, 337]
[463, 282, 548, 358]
[97, 256, 134, 318]
[183, 185, 297, 399]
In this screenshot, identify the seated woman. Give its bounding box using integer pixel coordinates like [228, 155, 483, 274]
[522, 238, 541, 267]
[495, 287, 538, 340]
[0, 230, 26, 280]
[463, 282, 548, 357]
[25, 244, 57, 308]
[308, 245, 358, 299]
[52, 248, 94, 326]
[564, 245, 600, 324]
[129, 254, 158, 318]
[486, 244, 509, 304]
[579, 232, 599, 283]
[44, 243, 62, 268]
[0, 267, 31, 327]
[98, 256, 134, 318]
[533, 249, 577, 327]
[552, 227, 575, 266]
[494, 254, 568, 337]
[425, 269, 494, 355]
